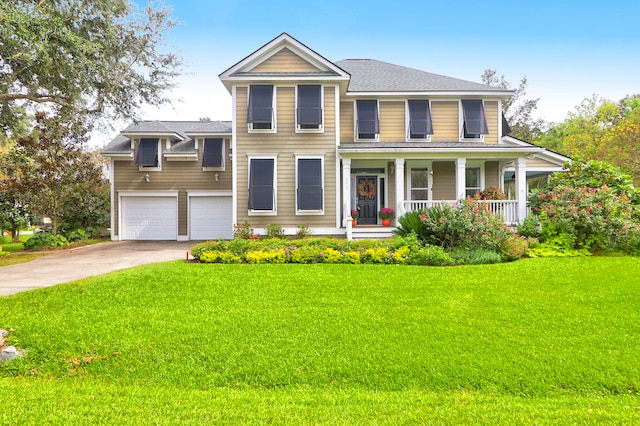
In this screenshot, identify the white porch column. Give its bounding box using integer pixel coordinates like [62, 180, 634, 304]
[394, 158, 405, 216]
[515, 157, 527, 224]
[341, 158, 352, 227]
[456, 158, 467, 200]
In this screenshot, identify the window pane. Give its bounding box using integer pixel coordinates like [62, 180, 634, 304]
[202, 138, 223, 167]
[249, 159, 274, 210]
[411, 168, 429, 189]
[357, 100, 379, 137]
[465, 167, 480, 187]
[411, 189, 428, 200]
[298, 85, 322, 126]
[297, 158, 322, 210]
[248, 85, 273, 126]
[461, 100, 488, 136]
[135, 138, 158, 167]
[408, 100, 433, 137]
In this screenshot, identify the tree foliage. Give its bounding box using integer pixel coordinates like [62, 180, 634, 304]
[0, 0, 182, 135]
[0, 112, 110, 236]
[481, 69, 546, 142]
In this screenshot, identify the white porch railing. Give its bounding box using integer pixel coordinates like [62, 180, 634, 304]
[404, 200, 520, 225]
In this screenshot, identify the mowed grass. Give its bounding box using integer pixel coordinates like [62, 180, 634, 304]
[1, 257, 640, 424]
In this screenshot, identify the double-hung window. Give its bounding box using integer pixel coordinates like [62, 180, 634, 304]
[461, 100, 489, 140]
[135, 138, 160, 170]
[410, 167, 429, 200]
[296, 157, 323, 213]
[297, 85, 323, 131]
[248, 85, 275, 131]
[202, 138, 224, 170]
[465, 167, 481, 197]
[407, 100, 433, 140]
[356, 100, 379, 140]
[248, 157, 276, 214]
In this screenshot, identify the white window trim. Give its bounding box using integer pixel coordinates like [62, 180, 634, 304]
[459, 100, 485, 142]
[408, 166, 431, 201]
[248, 85, 277, 134]
[465, 162, 485, 197]
[295, 154, 325, 215]
[406, 100, 432, 142]
[200, 138, 226, 172]
[137, 138, 162, 172]
[354, 100, 380, 142]
[295, 85, 324, 133]
[247, 154, 277, 216]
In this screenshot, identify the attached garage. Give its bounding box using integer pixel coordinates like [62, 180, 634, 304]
[119, 192, 178, 240]
[189, 191, 233, 240]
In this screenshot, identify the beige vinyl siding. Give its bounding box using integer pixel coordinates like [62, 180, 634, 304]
[379, 101, 405, 142]
[431, 101, 459, 142]
[248, 48, 322, 73]
[484, 101, 499, 144]
[485, 161, 499, 188]
[432, 161, 456, 200]
[236, 86, 337, 228]
[527, 156, 562, 168]
[112, 138, 232, 237]
[340, 101, 354, 142]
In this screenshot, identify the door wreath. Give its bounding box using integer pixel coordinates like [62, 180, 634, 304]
[358, 179, 376, 199]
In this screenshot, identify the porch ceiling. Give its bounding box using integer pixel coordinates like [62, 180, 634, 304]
[338, 142, 542, 155]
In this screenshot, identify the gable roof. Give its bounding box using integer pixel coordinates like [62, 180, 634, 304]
[219, 33, 350, 92]
[101, 121, 232, 156]
[336, 59, 513, 96]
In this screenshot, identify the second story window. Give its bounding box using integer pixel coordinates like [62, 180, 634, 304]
[297, 85, 323, 131]
[248, 85, 274, 131]
[407, 100, 433, 140]
[356, 100, 379, 141]
[135, 138, 160, 170]
[202, 138, 224, 170]
[461, 100, 489, 140]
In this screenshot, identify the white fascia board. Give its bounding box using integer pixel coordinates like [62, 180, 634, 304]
[185, 132, 232, 137]
[338, 147, 543, 155]
[344, 91, 514, 99]
[122, 132, 185, 141]
[101, 152, 133, 159]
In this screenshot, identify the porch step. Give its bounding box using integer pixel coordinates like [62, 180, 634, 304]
[351, 226, 394, 240]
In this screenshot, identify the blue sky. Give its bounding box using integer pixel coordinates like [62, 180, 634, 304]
[128, 0, 640, 128]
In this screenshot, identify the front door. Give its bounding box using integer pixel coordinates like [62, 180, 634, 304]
[356, 176, 377, 224]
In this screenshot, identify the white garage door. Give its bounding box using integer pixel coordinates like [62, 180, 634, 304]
[190, 196, 233, 240]
[121, 196, 178, 240]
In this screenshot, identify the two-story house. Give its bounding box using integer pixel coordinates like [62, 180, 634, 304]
[101, 33, 568, 241]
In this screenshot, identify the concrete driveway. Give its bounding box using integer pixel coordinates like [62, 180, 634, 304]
[0, 241, 197, 296]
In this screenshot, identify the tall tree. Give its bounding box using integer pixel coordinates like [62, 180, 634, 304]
[481, 69, 546, 142]
[0, 0, 182, 135]
[1, 112, 109, 235]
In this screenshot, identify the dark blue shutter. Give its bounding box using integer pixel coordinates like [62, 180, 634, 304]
[248, 159, 274, 210]
[248, 85, 273, 127]
[501, 113, 512, 136]
[297, 85, 322, 126]
[135, 138, 158, 166]
[408, 100, 433, 137]
[202, 138, 223, 167]
[297, 158, 322, 210]
[357, 100, 379, 138]
[462, 100, 489, 137]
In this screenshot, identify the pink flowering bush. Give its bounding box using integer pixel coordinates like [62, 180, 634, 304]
[529, 184, 636, 252]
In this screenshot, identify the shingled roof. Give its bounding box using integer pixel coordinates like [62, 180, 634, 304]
[335, 59, 512, 94]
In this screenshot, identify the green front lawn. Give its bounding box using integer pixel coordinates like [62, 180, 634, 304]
[1, 257, 639, 424]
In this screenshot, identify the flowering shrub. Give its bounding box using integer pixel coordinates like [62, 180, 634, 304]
[529, 184, 635, 252]
[361, 247, 391, 264]
[322, 248, 342, 264]
[342, 251, 361, 264]
[200, 250, 242, 264]
[245, 249, 286, 264]
[233, 222, 258, 240]
[350, 209, 359, 218]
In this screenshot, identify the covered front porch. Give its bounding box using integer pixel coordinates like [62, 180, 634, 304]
[338, 140, 569, 239]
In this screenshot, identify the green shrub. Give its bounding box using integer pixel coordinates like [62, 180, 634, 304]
[24, 232, 69, 250]
[64, 229, 88, 242]
[295, 224, 312, 239]
[525, 236, 591, 258]
[451, 248, 502, 265]
[390, 233, 422, 252]
[191, 240, 228, 260]
[392, 246, 411, 264]
[408, 245, 454, 266]
[233, 222, 258, 240]
[361, 247, 391, 264]
[290, 246, 325, 264]
[499, 234, 528, 261]
[266, 223, 285, 239]
[245, 249, 286, 264]
[517, 215, 541, 239]
[341, 251, 361, 264]
[200, 250, 243, 264]
[393, 211, 425, 239]
[322, 248, 342, 264]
